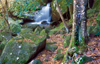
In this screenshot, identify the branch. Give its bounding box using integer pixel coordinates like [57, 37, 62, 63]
[56, 0, 69, 33]
[0, 0, 12, 38]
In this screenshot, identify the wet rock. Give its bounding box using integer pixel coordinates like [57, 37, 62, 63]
[29, 59, 42, 64]
[0, 28, 47, 64]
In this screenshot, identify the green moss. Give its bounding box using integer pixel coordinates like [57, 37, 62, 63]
[93, 0, 100, 11]
[75, 56, 94, 64]
[91, 25, 100, 36]
[34, 26, 44, 34]
[57, 48, 63, 54]
[54, 54, 64, 60]
[46, 44, 57, 52]
[0, 28, 47, 64]
[87, 9, 96, 18]
[0, 41, 7, 56]
[49, 22, 66, 35]
[63, 35, 71, 47]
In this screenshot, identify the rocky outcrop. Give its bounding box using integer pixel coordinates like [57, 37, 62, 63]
[0, 28, 47, 64]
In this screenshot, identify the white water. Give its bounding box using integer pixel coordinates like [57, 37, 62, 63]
[28, 3, 52, 25]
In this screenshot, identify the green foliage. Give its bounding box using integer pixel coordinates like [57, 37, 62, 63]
[75, 56, 94, 64]
[0, 17, 8, 32]
[0, 28, 47, 64]
[69, 62, 75, 64]
[87, 25, 100, 36]
[49, 22, 66, 35]
[10, 22, 21, 34]
[65, 0, 73, 7]
[34, 26, 44, 35]
[54, 54, 64, 60]
[93, 0, 100, 11]
[0, 41, 7, 55]
[57, 0, 73, 7]
[87, 26, 95, 36]
[57, 48, 63, 54]
[46, 44, 57, 52]
[9, 0, 42, 17]
[63, 35, 71, 47]
[92, 25, 100, 36]
[87, 9, 96, 18]
[96, 12, 100, 25]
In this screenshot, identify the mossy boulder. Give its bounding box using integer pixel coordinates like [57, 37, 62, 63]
[0, 41, 7, 56]
[8, 18, 21, 35]
[22, 24, 43, 31]
[54, 54, 64, 60]
[49, 22, 66, 35]
[63, 35, 71, 47]
[46, 42, 57, 52]
[0, 28, 47, 64]
[0, 32, 12, 41]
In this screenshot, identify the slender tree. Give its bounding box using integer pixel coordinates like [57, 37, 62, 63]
[56, 0, 69, 33]
[69, 0, 87, 48]
[0, 0, 12, 38]
[63, 0, 87, 63]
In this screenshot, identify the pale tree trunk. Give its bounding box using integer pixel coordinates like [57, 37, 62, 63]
[79, 0, 87, 44]
[69, 0, 80, 48]
[69, 0, 87, 48]
[62, 0, 87, 63]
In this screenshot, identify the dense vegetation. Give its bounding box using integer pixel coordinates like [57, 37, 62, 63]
[0, 0, 100, 64]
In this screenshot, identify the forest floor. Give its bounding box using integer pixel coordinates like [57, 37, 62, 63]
[36, 33, 100, 64]
[35, 17, 100, 64]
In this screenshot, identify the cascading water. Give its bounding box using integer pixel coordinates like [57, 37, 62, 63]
[28, 3, 52, 25]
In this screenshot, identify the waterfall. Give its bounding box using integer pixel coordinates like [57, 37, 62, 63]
[29, 3, 52, 25]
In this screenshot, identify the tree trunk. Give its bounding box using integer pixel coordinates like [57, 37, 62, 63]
[69, 0, 87, 48]
[69, 0, 80, 48]
[79, 0, 87, 44]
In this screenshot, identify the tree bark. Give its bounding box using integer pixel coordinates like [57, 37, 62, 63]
[79, 0, 87, 44]
[69, 0, 87, 47]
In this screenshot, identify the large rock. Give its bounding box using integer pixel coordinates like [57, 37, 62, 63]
[0, 28, 47, 64]
[8, 17, 21, 35]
